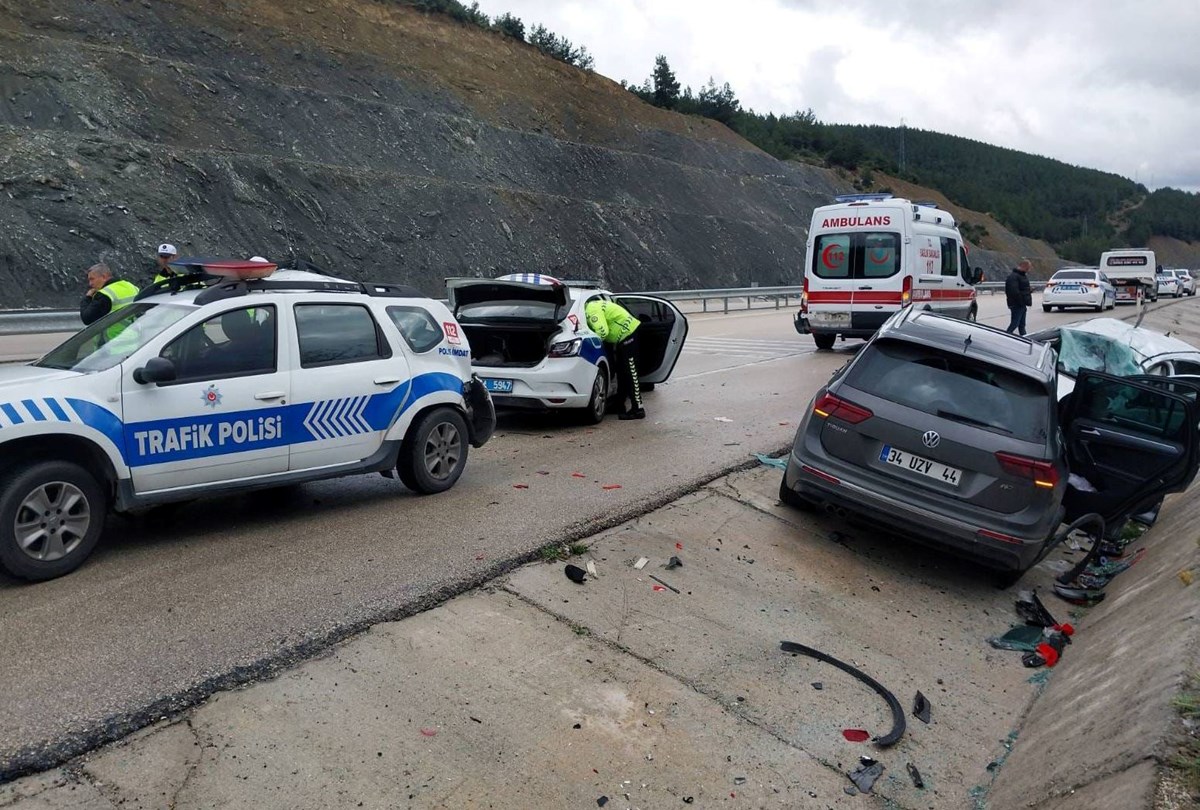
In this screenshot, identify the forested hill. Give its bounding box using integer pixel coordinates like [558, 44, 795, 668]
[812, 125, 1200, 265]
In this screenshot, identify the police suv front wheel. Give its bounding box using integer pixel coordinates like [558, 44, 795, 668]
[399, 408, 469, 495]
[0, 460, 106, 581]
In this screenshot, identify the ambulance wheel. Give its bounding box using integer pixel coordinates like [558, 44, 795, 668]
[580, 365, 608, 424]
[0, 460, 106, 581]
[813, 333, 836, 351]
[399, 407, 469, 495]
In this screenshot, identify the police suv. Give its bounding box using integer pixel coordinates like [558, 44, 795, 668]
[0, 259, 495, 581]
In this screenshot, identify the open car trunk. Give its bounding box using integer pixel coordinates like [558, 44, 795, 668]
[460, 322, 560, 368]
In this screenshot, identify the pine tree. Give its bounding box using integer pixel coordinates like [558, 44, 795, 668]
[651, 55, 680, 109]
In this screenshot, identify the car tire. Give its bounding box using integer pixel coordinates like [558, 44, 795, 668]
[580, 366, 608, 424]
[0, 460, 106, 581]
[398, 407, 469, 495]
[641, 382, 655, 392]
[1094, 303, 1103, 312]
[778, 475, 813, 511]
[1042, 305, 1051, 312]
[813, 333, 836, 351]
[992, 566, 1028, 589]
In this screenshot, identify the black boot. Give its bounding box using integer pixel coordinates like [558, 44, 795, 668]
[619, 408, 646, 420]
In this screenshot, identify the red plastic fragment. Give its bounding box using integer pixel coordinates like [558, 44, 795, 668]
[602, 484, 622, 490]
[675, 543, 683, 550]
[842, 729, 870, 742]
[572, 472, 587, 478]
[420, 728, 438, 737]
[652, 584, 667, 592]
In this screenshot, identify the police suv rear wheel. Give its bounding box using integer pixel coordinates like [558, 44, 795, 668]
[399, 408, 469, 494]
[0, 460, 106, 581]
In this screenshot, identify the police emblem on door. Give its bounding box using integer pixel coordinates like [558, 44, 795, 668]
[922, 430, 940, 449]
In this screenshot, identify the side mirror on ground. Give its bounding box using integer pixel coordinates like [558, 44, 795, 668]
[133, 356, 177, 385]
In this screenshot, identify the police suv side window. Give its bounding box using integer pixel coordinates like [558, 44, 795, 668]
[295, 304, 392, 367]
[161, 306, 277, 383]
[386, 306, 442, 354]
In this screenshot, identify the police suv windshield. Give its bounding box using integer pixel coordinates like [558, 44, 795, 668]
[37, 303, 193, 373]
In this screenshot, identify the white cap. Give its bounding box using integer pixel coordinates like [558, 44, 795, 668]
[157, 243, 177, 255]
[249, 256, 269, 262]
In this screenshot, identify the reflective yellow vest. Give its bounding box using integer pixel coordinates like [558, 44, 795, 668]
[97, 279, 140, 340]
[584, 299, 640, 344]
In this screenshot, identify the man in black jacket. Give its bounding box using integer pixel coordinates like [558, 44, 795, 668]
[1005, 260, 1033, 336]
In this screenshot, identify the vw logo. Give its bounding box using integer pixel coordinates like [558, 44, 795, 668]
[922, 430, 941, 449]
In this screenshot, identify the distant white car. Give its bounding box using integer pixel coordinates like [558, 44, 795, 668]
[1157, 272, 1182, 298]
[1041, 268, 1115, 312]
[1171, 268, 1196, 296]
[446, 275, 688, 423]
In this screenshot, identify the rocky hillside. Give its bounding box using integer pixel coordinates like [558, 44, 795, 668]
[0, 0, 1040, 308]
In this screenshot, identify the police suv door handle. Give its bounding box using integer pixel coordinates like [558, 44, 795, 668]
[373, 376, 402, 386]
[254, 391, 286, 401]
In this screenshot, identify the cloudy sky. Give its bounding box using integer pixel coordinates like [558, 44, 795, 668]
[472, 0, 1200, 192]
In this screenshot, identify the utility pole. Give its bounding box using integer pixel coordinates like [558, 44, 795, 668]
[899, 118, 906, 173]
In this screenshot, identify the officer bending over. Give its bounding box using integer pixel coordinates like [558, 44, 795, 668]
[585, 298, 645, 420]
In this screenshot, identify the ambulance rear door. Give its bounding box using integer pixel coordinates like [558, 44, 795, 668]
[806, 209, 905, 335]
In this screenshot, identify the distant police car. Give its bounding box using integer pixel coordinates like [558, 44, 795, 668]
[446, 274, 688, 422]
[0, 259, 495, 581]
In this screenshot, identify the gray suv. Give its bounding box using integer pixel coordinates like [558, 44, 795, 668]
[780, 307, 1200, 578]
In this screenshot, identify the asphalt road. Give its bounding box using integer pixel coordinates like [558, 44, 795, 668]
[0, 294, 1145, 777]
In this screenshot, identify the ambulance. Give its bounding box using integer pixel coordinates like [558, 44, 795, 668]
[795, 194, 982, 349]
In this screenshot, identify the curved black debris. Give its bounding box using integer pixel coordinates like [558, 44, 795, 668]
[780, 641, 906, 747]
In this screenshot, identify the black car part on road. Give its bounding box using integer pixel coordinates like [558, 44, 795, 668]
[780, 640, 905, 747]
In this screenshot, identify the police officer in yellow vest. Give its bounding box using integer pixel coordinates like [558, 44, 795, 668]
[80, 263, 139, 326]
[584, 298, 645, 420]
[152, 243, 178, 284]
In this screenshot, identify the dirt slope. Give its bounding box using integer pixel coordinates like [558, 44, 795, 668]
[0, 0, 849, 307]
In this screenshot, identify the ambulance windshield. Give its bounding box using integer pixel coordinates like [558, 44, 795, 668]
[37, 303, 193, 373]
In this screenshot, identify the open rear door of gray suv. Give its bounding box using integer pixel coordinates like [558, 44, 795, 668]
[1061, 370, 1200, 525]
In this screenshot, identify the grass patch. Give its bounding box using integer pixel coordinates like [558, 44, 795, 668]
[1168, 672, 1200, 794]
[538, 543, 589, 562]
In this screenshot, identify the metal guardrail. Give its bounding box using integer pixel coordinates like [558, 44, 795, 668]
[0, 282, 1056, 334]
[0, 309, 82, 336]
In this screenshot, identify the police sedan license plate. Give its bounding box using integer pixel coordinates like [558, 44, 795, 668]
[481, 378, 514, 393]
[1056, 284, 1083, 293]
[879, 445, 961, 486]
[809, 311, 851, 327]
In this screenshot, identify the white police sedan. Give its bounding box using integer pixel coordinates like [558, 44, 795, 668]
[446, 274, 688, 422]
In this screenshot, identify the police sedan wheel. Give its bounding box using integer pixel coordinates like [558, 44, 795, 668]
[399, 408, 469, 495]
[0, 460, 106, 581]
[582, 366, 608, 424]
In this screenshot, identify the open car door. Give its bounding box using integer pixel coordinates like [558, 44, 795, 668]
[614, 295, 688, 384]
[1061, 370, 1200, 526]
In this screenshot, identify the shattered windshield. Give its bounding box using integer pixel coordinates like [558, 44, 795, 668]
[1057, 328, 1142, 377]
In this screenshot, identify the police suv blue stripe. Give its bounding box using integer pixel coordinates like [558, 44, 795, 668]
[22, 400, 46, 421]
[1, 403, 22, 424]
[25, 373, 464, 468]
[44, 399, 69, 421]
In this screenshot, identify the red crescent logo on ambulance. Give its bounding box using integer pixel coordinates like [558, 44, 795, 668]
[821, 243, 845, 269]
[867, 247, 890, 265]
